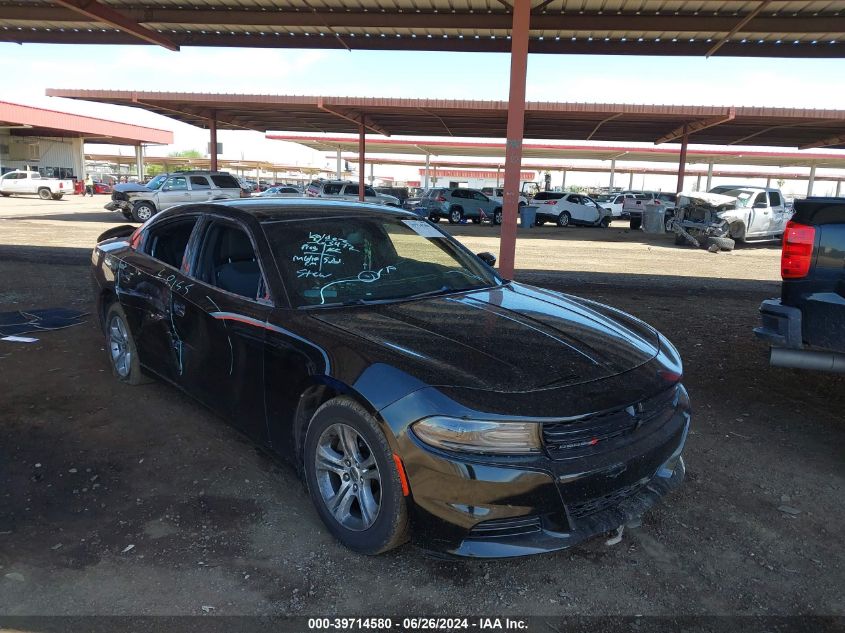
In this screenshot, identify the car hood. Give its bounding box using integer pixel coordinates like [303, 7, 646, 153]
[311, 282, 660, 392]
[113, 183, 155, 194]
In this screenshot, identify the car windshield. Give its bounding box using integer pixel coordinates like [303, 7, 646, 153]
[262, 216, 502, 307]
[145, 175, 167, 190]
[719, 189, 755, 207]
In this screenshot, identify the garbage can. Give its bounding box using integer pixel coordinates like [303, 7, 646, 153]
[520, 205, 537, 229]
[642, 203, 665, 234]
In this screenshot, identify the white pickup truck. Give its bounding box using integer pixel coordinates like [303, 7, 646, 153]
[0, 170, 71, 200]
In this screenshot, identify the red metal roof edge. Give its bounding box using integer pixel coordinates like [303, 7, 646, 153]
[269, 134, 845, 161]
[0, 100, 173, 145]
[43, 91, 845, 120]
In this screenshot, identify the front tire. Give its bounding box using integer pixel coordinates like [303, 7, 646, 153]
[556, 211, 571, 227]
[493, 208, 503, 225]
[104, 303, 148, 385]
[304, 397, 409, 555]
[132, 201, 156, 223]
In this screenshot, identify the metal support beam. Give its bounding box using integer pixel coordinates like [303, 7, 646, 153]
[696, 174, 701, 191]
[676, 126, 689, 193]
[800, 133, 845, 151]
[358, 123, 366, 202]
[706, 0, 773, 58]
[808, 165, 816, 196]
[628, 172, 634, 190]
[318, 99, 390, 136]
[609, 159, 616, 191]
[498, 0, 530, 279]
[134, 144, 144, 180]
[766, 177, 771, 188]
[424, 153, 430, 189]
[706, 163, 714, 190]
[369, 161, 374, 186]
[209, 114, 218, 172]
[836, 181, 841, 197]
[52, 0, 179, 50]
[655, 109, 735, 145]
[561, 170, 567, 190]
[336, 148, 342, 180]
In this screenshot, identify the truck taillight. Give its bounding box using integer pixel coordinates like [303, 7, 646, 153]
[436, 196, 446, 202]
[781, 220, 816, 279]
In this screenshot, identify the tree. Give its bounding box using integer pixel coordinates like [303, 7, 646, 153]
[168, 149, 203, 158]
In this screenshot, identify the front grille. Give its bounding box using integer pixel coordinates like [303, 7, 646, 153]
[568, 479, 648, 519]
[467, 515, 542, 539]
[542, 387, 677, 459]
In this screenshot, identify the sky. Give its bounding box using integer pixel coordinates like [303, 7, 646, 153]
[6, 42, 845, 193]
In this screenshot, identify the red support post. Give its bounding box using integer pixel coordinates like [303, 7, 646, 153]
[358, 123, 366, 202]
[498, 0, 531, 280]
[676, 124, 689, 193]
[209, 113, 218, 172]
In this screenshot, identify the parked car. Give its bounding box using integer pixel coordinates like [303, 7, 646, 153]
[418, 187, 503, 224]
[0, 170, 70, 200]
[91, 198, 690, 557]
[481, 187, 529, 208]
[93, 181, 112, 195]
[257, 185, 303, 198]
[533, 192, 612, 227]
[306, 180, 400, 207]
[623, 192, 677, 230]
[706, 185, 790, 241]
[374, 186, 410, 205]
[754, 197, 845, 372]
[106, 171, 244, 222]
[595, 192, 643, 218]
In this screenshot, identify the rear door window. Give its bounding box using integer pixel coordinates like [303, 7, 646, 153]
[364, 186, 378, 197]
[768, 191, 783, 206]
[345, 184, 359, 196]
[195, 222, 265, 301]
[324, 183, 344, 195]
[209, 174, 240, 189]
[144, 217, 199, 269]
[189, 176, 211, 190]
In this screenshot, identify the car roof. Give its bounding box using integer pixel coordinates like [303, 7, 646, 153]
[161, 197, 416, 223]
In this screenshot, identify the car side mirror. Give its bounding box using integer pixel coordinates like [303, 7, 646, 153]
[477, 252, 496, 267]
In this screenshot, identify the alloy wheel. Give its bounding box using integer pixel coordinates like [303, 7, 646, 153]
[314, 423, 382, 531]
[108, 314, 132, 378]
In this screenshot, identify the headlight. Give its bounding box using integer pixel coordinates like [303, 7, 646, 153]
[412, 417, 541, 455]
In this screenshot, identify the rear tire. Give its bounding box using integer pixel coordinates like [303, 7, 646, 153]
[471, 217, 481, 224]
[428, 214, 439, 223]
[535, 218, 545, 226]
[630, 217, 642, 230]
[38, 188, 51, 200]
[556, 211, 571, 227]
[104, 303, 149, 386]
[448, 207, 463, 224]
[304, 397, 409, 555]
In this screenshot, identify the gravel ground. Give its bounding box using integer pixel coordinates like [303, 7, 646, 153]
[0, 196, 842, 618]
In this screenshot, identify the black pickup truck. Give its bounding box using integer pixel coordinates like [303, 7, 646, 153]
[754, 197, 845, 372]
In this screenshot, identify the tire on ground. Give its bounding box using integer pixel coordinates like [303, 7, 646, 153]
[703, 236, 736, 251]
[38, 188, 52, 200]
[630, 217, 642, 230]
[132, 201, 156, 223]
[104, 303, 150, 385]
[303, 396, 409, 555]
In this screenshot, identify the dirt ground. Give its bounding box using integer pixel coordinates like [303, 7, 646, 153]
[0, 195, 843, 617]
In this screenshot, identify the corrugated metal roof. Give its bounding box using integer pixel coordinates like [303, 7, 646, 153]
[44, 91, 845, 149]
[3, 1, 844, 56]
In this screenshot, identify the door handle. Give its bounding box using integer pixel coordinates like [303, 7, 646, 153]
[172, 301, 186, 317]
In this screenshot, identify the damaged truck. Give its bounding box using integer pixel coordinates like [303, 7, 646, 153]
[669, 186, 791, 252]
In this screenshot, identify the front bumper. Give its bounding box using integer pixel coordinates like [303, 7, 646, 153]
[398, 395, 690, 558]
[753, 298, 803, 349]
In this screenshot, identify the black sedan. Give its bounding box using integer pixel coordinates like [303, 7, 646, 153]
[91, 199, 690, 558]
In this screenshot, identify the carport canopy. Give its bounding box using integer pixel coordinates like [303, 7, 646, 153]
[35, 0, 845, 276]
[0, 100, 173, 146]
